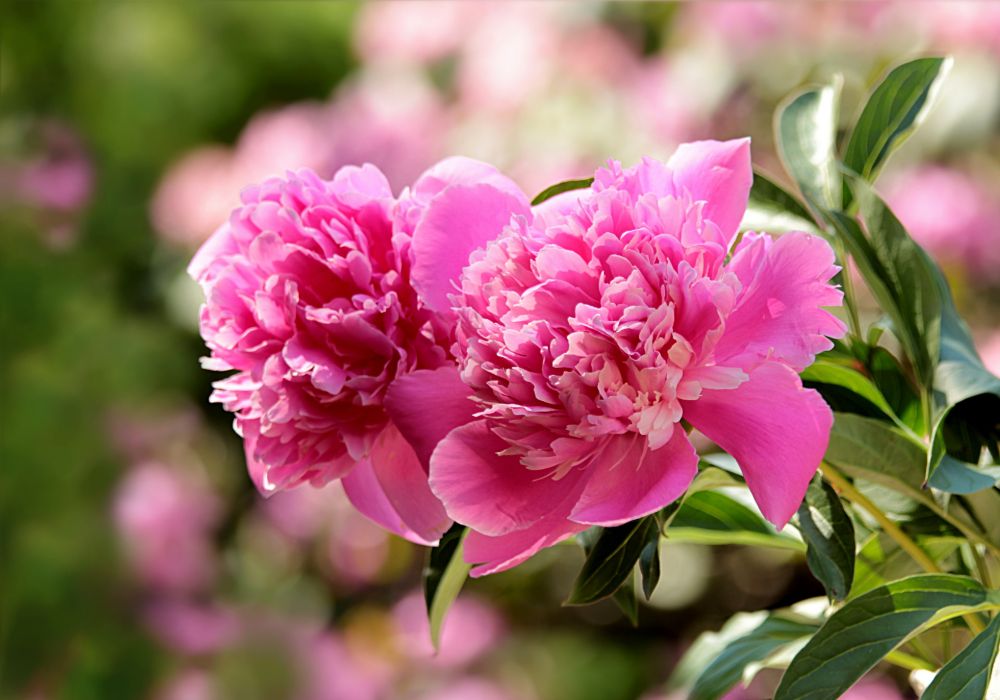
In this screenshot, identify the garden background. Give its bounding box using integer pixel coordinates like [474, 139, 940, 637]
[2, 2, 999, 698]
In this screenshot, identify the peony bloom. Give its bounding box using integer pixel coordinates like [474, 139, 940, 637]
[189, 158, 529, 545]
[389, 140, 844, 575]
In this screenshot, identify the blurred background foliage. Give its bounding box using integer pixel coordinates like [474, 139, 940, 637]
[1, 2, 998, 699]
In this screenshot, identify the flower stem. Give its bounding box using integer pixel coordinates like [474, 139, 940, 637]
[821, 462, 987, 635]
[885, 649, 936, 672]
[822, 462, 940, 573]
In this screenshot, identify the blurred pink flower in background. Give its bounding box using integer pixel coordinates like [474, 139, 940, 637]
[392, 593, 506, 668]
[391, 140, 844, 575]
[917, 1, 1000, 56]
[327, 71, 449, 191]
[261, 484, 395, 587]
[885, 166, 1000, 282]
[978, 332, 1000, 377]
[0, 119, 94, 249]
[152, 104, 333, 248]
[354, 1, 472, 66]
[418, 678, 519, 700]
[154, 670, 216, 700]
[17, 122, 94, 213]
[144, 599, 241, 656]
[113, 462, 220, 593]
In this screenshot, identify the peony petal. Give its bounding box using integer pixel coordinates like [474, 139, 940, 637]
[682, 362, 833, 528]
[342, 448, 439, 546]
[411, 184, 531, 312]
[429, 420, 585, 537]
[330, 163, 394, 206]
[368, 424, 452, 543]
[239, 419, 273, 495]
[667, 138, 752, 246]
[464, 517, 587, 577]
[412, 156, 528, 203]
[569, 431, 698, 526]
[384, 367, 478, 468]
[714, 231, 846, 371]
[188, 223, 237, 284]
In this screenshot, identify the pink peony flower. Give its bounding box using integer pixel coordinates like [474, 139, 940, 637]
[388, 140, 844, 575]
[189, 158, 529, 544]
[113, 462, 221, 593]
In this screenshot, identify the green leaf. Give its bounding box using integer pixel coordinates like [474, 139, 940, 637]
[843, 57, 951, 184]
[868, 346, 924, 433]
[423, 524, 470, 650]
[829, 179, 942, 389]
[851, 532, 963, 598]
[567, 516, 659, 606]
[800, 359, 901, 427]
[668, 491, 805, 552]
[774, 574, 1000, 700]
[924, 251, 1000, 490]
[797, 475, 855, 601]
[741, 169, 821, 235]
[689, 615, 819, 700]
[776, 81, 841, 210]
[922, 608, 1000, 700]
[612, 573, 639, 626]
[530, 177, 594, 206]
[825, 412, 927, 498]
[638, 521, 661, 601]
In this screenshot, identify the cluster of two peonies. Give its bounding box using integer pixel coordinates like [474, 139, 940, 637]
[191, 139, 846, 577]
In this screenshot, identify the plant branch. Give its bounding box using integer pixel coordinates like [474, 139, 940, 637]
[821, 462, 986, 635]
[822, 463, 940, 572]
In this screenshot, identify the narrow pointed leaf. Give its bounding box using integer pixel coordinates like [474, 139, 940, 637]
[797, 475, 855, 601]
[612, 573, 639, 626]
[567, 516, 658, 606]
[423, 524, 470, 650]
[531, 177, 594, 205]
[774, 574, 1000, 700]
[922, 606, 1000, 700]
[638, 523, 661, 601]
[843, 57, 951, 184]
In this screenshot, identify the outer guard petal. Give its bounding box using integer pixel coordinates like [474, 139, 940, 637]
[683, 362, 833, 527]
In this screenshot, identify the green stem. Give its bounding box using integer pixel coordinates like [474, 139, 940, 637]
[885, 649, 936, 672]
[821, 463, 986, 635]
[822, 463, 940, 573]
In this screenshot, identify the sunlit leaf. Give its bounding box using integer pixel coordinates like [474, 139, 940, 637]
[922, 610, 1000, 700]
[668, 491, 805, 552]
[689, 615, 819, 700]
[776, 81, 841, 210]
[774, 574, 1000, 700]
[423, 524, 470, 650]
[843, 57, 952, 184]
